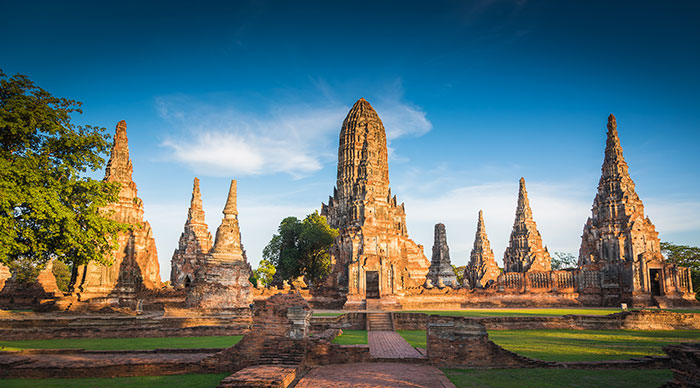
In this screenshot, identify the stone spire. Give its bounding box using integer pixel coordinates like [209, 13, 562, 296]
[320, 98, 429, 305]
[170, 177, 214, 288]
[426, 223, 457, 287]
[211, 180, 245, 261]
[186, 179, 252, 310]
[579, 115, 662, 267]
[71, 121, 161, 300]
[464, 210, 501, 288]
[503, 178, 552, 272]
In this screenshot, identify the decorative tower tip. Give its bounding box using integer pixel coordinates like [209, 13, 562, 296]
[223, 180, 238, 217]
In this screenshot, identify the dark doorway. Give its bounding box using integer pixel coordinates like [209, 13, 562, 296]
[649, 269, 662, 296]
[366, 271, 380, 299]
[184, 276, 192, 288]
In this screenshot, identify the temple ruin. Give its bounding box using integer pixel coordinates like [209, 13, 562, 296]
[503, 178, 552, 273]
[464, 211, 501, 289]
[186, 180, 253, 310]
[578, 115, 694, 306]
[426, 223, 457, 287]
[70, 121, 161, 304]
[320, 98, 430, 309]
[170, 177, 213, 289]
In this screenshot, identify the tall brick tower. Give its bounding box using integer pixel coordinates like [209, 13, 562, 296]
[579, 115, 694, 304]
[321, 98, 429, 309]
[72, 121, 161, 303]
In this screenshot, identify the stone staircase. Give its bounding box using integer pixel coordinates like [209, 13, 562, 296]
[367, 312, 394, 331]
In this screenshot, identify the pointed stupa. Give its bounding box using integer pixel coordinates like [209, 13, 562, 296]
[503, 178, 552, 272]
[579, 115, 663, 267]
[426, 223, 457, 287]
[170, 177, 214, 288]
[210, 179, 245, 260]
[71, 121, 161, 298]
[320, 98, 430, 305]
[464, 210, 501, 288]
[186, 179, 252, 310]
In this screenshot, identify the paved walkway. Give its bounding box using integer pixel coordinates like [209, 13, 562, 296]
[368, 331, 424, 359]
[295, 362, 456, 388]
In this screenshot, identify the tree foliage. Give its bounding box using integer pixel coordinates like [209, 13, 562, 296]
[0, 70, 128, 274]
[661, 241, 700, 296]
[263, 211, 338, 285]
[51, 260, 72, 292]
[551, 252, 578, 270]
[250, 258, 276, 286]
[452, 265, 465, 284]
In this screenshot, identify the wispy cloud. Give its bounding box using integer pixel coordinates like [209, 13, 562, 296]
[157, 88, 432, 177]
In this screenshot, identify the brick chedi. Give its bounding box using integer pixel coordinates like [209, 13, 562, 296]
[186, 180, 252, 310]
[426, 223, 457, 287]
[71, 121, 161, 301]
[170, 177, 213, 288]
[464, 211, 501, 288]
[321, 98, 430, 309]
[503, 178, 552, 273]
[579, 115, 695, 303]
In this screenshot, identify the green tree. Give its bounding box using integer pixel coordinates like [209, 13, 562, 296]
[552, 252, 577, 270]
[0, 70, 128, 277]
[263, 211, 338, 285]
[452, 265, 465, 284]
[661, 242, 700, 298]
[51, 260, 72, 292]
[250, 258, 276, 286]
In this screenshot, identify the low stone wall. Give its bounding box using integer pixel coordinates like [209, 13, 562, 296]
[0, 348, 218, 379]
[662, 343, 700, 387]
[426, 315, 546, 368]
[392, 311, 700, 331]
[310, 313, 365, 333]
[0, 313, 251, 340]
[307, 329, 371, 366]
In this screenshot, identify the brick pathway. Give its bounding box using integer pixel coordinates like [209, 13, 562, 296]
[368, 331, 424, 359]
[295, 362, 456, 388]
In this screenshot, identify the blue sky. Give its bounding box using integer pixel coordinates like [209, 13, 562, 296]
[3, 1, 699, 280]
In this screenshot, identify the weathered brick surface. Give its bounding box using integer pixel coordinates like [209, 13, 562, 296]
[0, 348, 217, 379]
[202, 293, 311, 373]
[426, 315, 541, 368]
[662, 343, 700, 388]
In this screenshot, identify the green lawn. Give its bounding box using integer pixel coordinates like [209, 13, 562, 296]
[488, 329, 700, 361]
[397, 330, 426, 348]
[398, 329, 700, 361]
[312, 312, 345, 317]
[332, 330, 368, 345]
[402, 308, 623, 317]
[443, 368, 672, 388]
[0, 335, 242, 352]
[0, 373, 229, 388]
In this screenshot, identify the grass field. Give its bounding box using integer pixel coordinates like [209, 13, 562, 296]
[332, 329, 368, 345]
[396, 329, 700, 361]
[488, 329, 700, 361]
[0, 373, 229, 388]
[402, 308, 624, 317]
[0, 335, 243, 352]
[443, 368, 672, 388]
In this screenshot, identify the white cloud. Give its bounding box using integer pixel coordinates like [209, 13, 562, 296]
[157, 91, 433, 177]
[375, 100, 433, 140]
